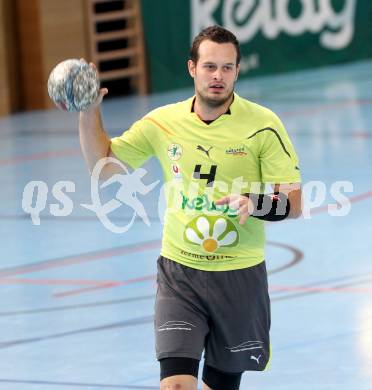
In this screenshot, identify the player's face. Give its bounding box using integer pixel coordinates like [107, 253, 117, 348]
[188, 40, 239, 108]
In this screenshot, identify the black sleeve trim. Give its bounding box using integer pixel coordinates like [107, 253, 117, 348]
[247, 127, 291, 158]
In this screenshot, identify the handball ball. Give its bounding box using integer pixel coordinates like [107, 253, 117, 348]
[47, 59, 100, 112]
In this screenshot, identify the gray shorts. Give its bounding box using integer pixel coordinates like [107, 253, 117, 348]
[154, 256, 271, 373]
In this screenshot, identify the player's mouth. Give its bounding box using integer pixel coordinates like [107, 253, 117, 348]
[209, 84, 225, 92]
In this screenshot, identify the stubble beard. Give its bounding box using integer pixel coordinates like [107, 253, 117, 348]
[197, 85, 234, 109]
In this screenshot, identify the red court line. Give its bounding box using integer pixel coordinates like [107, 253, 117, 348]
[0, 240, 161, 278]
[54, 275, 157, 298]
[282, 98, 372, 118]
[270, 284, 372, 294]
[309, 190, 372, 215]
[0, 148, 80, 166]
[0, 275, 157, 296]
[353, 132, 372, 139]
[0, 278, 119, 287]
[53, 283, 121, 297]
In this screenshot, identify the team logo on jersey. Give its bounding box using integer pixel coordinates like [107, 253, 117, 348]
[183, 215, 239, 253]
[225, 146, 247, 156]
[196, 145, 213, 158]
[167, 143, 183, 160]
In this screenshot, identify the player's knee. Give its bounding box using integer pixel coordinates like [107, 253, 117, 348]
[160, 379, 181, 390]
[160, 376, 197, 390]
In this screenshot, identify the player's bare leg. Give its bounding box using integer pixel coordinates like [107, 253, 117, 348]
[160, 374, 197, 390]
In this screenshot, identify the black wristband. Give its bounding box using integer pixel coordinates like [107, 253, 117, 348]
[244, 192, 290, 221]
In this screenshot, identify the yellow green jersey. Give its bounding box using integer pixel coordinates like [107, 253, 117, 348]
[111, 93, 301, 271]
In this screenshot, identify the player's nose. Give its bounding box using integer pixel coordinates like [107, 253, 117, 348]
[213, 68, 223, 81]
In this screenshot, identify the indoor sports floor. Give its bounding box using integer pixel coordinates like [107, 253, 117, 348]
[0, 60, 371, 389]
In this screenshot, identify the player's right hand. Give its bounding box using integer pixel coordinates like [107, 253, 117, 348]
[215, 194, 254, 225]
[80, 58, 108, 111]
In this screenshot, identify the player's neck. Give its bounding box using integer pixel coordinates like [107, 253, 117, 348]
[193, 94, 233, 121]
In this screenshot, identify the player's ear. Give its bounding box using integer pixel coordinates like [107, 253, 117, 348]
[188, 59, 196, 78]
[235, 64, 240, 81]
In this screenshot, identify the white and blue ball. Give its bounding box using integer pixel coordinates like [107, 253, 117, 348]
[47, 59, 100, 112]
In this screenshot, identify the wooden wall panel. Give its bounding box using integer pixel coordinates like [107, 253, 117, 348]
[0, 1, 9, 116]
[40, 0, 89, 109]
[16, 0, 44, 110]
[0, 0, 19, 116]
[16, 0, 89, 110]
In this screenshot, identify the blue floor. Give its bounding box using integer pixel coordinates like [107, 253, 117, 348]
[0, 59, 371, 389]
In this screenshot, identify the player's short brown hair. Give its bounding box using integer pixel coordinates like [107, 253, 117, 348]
[190, 25, 241, 65]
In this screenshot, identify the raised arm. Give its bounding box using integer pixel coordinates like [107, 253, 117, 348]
[78, 63, 124, 179]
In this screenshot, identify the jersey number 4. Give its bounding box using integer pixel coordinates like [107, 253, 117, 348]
[193, 164, 217, 187]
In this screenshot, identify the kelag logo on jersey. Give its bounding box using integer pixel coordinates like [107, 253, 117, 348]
[181, 192, 238, 217]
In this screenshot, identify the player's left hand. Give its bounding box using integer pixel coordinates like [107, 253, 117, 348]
[215, 195, 254, 225]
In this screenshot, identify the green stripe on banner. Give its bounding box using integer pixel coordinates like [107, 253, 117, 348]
[140, 0, 372, 92]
